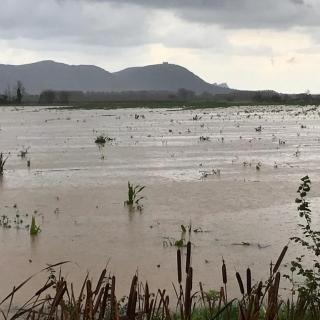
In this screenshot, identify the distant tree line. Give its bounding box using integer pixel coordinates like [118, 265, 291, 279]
[37, 88, 196, 104]
[1, 84, 320, 106]
[39, 90, 70, 104]
[33, 89, 320, 105]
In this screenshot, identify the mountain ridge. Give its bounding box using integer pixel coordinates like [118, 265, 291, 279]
[0, 60, 232, 95]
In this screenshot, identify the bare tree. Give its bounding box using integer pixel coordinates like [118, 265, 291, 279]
[16, 81, 25, 104]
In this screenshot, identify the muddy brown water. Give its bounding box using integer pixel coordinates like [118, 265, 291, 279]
[0, 105, 319, 304]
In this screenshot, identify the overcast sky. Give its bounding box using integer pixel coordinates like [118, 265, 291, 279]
[1, 0, 320, 93]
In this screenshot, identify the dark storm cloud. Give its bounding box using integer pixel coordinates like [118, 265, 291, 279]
[89, 0, 320, 29]
[0, 0, 153, 47]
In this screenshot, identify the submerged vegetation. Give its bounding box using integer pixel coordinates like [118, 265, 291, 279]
[0, 153, 8, 175]
[124, 182, 145, 211]
[30, 216, 41, 235]
[95, 135, 107, 145]
[18, 147, 30, 158]
[163, 224, 192, 248]
[95, 134, 115, 146]
[0, 209, 41, 236]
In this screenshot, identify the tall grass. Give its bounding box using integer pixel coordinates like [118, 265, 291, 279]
[1, 241, 319, 320]
[0, 242, 295, 320]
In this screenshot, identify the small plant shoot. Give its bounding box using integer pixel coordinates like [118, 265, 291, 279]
[124, 182, 145, 211]
[30, 216, 41, 235]
[95, 135, 114, 145]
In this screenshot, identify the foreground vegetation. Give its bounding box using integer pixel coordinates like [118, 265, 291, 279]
[0, 243, 314, 320]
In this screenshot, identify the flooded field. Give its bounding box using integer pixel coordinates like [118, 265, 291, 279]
[0, 105, 320, 301]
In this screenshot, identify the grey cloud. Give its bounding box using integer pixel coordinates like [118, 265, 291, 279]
[290, 0, 305, 5]
[0, 0, 153, 47]
[88, 0, 320, 29]
[0, 0, 277, 55]
[0, 0, 319, 62]
[296, 45, 320, 54]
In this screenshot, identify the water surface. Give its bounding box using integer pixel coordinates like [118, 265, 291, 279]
[0, 105, 319, 301]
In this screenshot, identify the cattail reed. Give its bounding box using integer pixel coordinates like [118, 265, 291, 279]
[94, 269, 106, 295]
[144, 282, 150, 314]
[273, 272, 281, 298]
[273, 245, 288, 274]
[186, 241, 191, 274]
[184, 267, 193, 320]
[247, 268, 252, 295]
[222, 258, 228, 303]
[236, 272, 244, 295]
[222, 259, 227, 285]
[0, 244, 300, 320]
[127, 275, 138, 320]
[99, 281, 109, 320]
[177, 249, 182, 284]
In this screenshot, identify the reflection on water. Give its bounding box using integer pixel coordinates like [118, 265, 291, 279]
[0, 105, 319, 302]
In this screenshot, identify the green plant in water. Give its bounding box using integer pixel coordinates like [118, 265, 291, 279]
[30, 216, 40, 235]
[95, 135, 106, 145]
[0, 153, 8, 175]
[18, 146, 30, 158]
[124, 182, 145, 211]
[0, 215, 11, 228]
[95, 134, 114, 145]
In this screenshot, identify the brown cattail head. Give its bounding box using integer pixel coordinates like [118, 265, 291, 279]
[246, 268, 252, 295]
[222, 259, 227, 285]
[177, 249, 182, 283]
[186, 241, 191, 274]
[236, 272, 244, 295]
[273, 246, 288, 274]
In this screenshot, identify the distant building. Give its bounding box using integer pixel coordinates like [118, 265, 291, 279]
[163, 62, 169, 65]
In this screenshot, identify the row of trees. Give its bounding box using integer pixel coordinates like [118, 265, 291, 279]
[1, 83, 319, 106]
[39, 90, 69, 104]
[38, 88, 195, 104]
